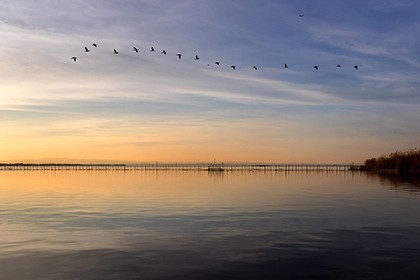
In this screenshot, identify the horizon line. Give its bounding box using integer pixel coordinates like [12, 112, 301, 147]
[0, 162, 361, 166]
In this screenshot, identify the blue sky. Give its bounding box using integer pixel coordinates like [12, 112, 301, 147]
[0, 0, 419, 163]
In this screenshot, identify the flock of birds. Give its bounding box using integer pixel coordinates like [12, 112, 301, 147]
[69, 15, 360, 72]
[70, 43, 360, 72]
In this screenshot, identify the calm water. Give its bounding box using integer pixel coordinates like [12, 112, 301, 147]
[1, 171, 420, 279]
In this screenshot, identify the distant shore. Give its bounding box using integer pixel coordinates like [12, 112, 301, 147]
[362, 149, 420, 174]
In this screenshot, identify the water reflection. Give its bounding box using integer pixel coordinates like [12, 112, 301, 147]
[365, 172, 420, 194]
[1, 171, 420, 279]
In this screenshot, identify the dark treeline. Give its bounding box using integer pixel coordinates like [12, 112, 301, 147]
[363, 148, 420, 174]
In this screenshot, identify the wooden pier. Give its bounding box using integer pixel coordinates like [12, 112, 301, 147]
[0, 163, 361, 172]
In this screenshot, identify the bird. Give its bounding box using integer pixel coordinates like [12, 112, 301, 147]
[84, 47, 90, 52]
[195, 55, 200, 60]
[113, 49, 119, 54]
[215, 62, 220, 66]
[284, 63, 288, 69]
[299, 14, 304, 17]
[354, 65, 358, 70]
[70, 57, 77, 62]
[150, 47, 155, 52]
[253, 66, 257, 70]
[177, 53, 182, 59]
[92, 43, 98, 47]
[314, 65, 319, 70]
[336, 64, 342, 68]
[231, 65, 236, 70]
[162, 50, 167, 55]
[133, 47, 139, 53]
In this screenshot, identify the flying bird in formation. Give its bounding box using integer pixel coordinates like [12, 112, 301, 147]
[72, 43, 360, 73]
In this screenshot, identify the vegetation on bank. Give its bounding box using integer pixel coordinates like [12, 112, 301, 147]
[363, 149, 420, 174]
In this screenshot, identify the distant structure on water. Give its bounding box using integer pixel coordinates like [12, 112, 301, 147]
[0, 163, 360, 172]
[207, 162, 224, 172]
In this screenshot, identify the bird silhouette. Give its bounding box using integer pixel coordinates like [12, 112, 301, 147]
[253, 66, 257, 70]
[84, 47, 90, 52]
[133, 47, 139, 53]
[299, 14, 304, 17]
[284, 63, 288, 69]
[354, 65, 358, 70]
[113, 49, 119, 54]
[150, 47, 155, 52]
[92, 43, 98, 47]
[231, 65, 236, 70]
[314, 65, 319, 70]
[177, 54, 182, 59]
[336, 64, 342, 68]
[162, 50, 167, 55]
[71, 57, 77, 62]
[215, 62, 220, 66]
[195, 55, 200, 60]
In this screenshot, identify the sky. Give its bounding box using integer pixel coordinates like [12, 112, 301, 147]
[1, 0, 420, 164]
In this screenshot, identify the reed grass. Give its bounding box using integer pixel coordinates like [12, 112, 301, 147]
[363, 148, 420, 174]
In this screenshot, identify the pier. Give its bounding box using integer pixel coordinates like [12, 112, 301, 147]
[0, 163, 361, 172]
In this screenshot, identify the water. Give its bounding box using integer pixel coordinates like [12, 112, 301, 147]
[1, 171, 419, 279]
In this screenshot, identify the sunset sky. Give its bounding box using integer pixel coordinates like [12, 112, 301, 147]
[1, 0, 419, 164]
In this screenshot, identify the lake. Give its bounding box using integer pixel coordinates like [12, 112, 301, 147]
[1, 170, 419, 279]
